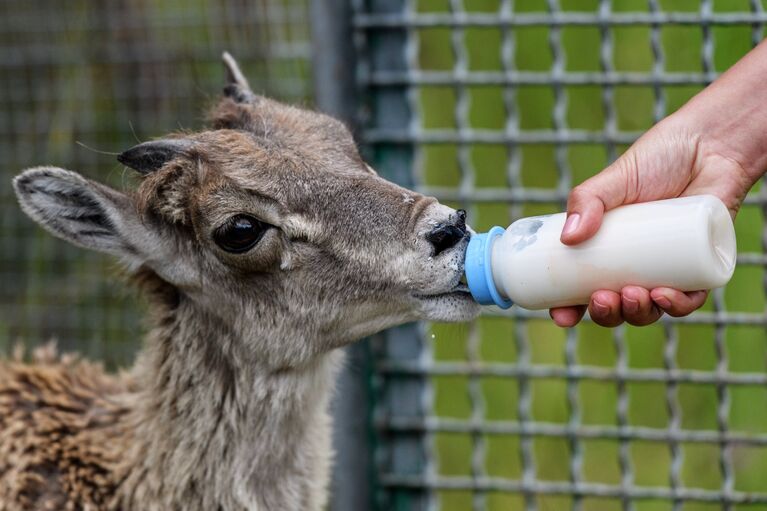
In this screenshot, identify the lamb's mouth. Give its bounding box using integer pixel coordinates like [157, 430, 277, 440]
[409, 273, 480, 321]
[451, 282, 471, 294]
[412, 278, 473, 300]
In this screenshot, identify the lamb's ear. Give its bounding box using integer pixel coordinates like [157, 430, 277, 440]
[117, 139, 193, 175]
[13, 167, 151, 259]
[222, 51, 256, 104]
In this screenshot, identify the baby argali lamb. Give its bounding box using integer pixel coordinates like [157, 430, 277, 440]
[2, 53, 478, 510]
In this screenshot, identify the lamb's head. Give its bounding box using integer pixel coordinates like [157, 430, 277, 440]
[12, 54, 478, 368]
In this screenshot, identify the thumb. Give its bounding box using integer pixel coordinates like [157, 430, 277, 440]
[560, 157, 635, 245]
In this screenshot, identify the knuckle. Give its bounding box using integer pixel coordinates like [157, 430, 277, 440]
[613, 152, 640, 203]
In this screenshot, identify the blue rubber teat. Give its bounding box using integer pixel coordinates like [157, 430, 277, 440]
[464, 226, 513, 309]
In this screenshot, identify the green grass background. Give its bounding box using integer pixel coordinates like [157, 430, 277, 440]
[412, 1, 767, 510]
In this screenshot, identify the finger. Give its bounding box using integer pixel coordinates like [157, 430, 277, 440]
[650, 288, 709, 317]
[550, 306, 587, 328]
[621, 286, 663, 326]
[561, 157, 637, 246]
[588, 290, 624, 328]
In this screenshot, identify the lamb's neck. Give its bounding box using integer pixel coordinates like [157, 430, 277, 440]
[117, 297, 342, 511]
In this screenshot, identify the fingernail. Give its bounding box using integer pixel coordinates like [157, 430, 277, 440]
[562, 213, 580, 238]
[592, 300, 609, 316]
[623, 296, 639, 314]
[654, 295, 671, 309]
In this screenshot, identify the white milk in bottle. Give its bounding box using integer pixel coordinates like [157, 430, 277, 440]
[463, 195, 736, 310]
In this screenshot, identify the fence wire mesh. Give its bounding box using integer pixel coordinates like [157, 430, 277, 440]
[0, 0, 311, 368]
[351, 1, 767, 510]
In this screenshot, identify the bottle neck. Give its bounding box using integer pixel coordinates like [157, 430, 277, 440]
[464, 227, 513, 309]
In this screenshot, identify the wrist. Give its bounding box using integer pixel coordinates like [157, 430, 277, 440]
[670, 97, 765, 185]
[672, 41, 767, 183]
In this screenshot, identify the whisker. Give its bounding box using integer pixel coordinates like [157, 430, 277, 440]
[128, 121, 143, 144]
[75, 141, 121, 156]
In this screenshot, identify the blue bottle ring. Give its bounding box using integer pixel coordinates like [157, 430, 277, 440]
[464, 226, 513, 309]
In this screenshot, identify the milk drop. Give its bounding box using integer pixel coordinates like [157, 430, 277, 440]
[464, 195, 736, 310]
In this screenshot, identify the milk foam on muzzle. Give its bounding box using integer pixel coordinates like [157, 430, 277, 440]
[464, 195, 737, 310]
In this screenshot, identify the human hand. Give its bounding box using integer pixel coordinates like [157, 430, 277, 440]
[549, 116, 754, 328]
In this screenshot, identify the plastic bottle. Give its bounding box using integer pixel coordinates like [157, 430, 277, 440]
[464, 195, 736, 310]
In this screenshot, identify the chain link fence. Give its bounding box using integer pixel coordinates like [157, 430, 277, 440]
[3, 1, 767, 510]
[0, 0, 311, 367]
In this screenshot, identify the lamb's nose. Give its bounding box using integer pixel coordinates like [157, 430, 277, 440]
[426, 210, 467, 256]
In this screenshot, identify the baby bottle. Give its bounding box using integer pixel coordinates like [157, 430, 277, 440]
[464, 195, 736, 310]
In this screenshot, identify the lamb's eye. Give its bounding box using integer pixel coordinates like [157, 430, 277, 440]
[213, 215, 268, 253]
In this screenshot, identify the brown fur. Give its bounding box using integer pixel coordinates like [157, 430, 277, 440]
[0, 346, 132, 510]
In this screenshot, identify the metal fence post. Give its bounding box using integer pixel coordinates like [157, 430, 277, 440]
[358, 1, 433, 510]
[311, 0, 359, 131]
[311, 2, 372, 510]
[313, 0, 431, 509]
